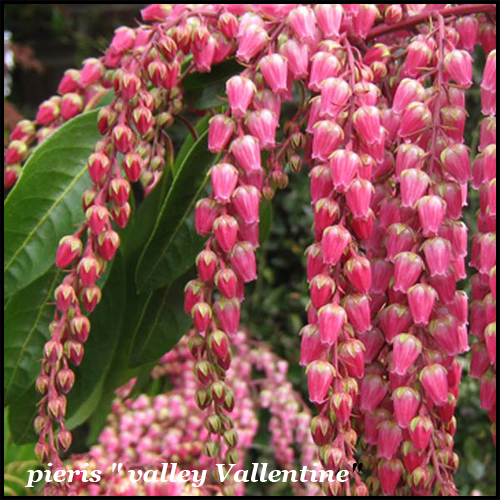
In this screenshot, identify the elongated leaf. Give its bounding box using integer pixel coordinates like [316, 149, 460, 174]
[4, 109, 102, 299]
[135, 126, 217, 292]
[66, 251, 126, 428]
[128, 272, 192, 368]
[4, 269, 60, 407]
[8, 384, 39, 445]
[184, 59, 242, 110]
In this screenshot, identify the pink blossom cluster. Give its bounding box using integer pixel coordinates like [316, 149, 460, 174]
[470, 48, 496, 444]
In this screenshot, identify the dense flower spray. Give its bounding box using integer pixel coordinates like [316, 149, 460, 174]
[4, 3, 497, 496]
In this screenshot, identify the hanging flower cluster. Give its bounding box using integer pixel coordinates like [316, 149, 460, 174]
[470, 47, 496, 444]
[4, 3, 497, 497]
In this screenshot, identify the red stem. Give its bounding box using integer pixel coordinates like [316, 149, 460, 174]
[367, 4, 496, 40]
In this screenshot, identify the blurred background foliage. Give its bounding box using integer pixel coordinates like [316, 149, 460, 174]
[4, 4, 496, 496]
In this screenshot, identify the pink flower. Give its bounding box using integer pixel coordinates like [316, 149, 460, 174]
[330, 150, 360, 192]
[419, 364, 449, 406]
[308, 52, 342, 92]
[232, 185, 261, 225]
[289, 6, 317, 43]
[210, 163, 239, 204]
[407, 284, 438, 326]
[392, 78, 425, 114]
[392, 387, 420, 428]
[236, 24, 269, 63]
[417, 195, 447, 237]
[279, 39, 309, 80]
[321, 225, 352, 265]
[208, 115, 235, 153]
[214, 297, 241, 336]
[246, 110, 278, 150]
[400, 168, 430, 208]
[306, 361, 335, 403]
[344, 294, 372, 333]
[214, 215, 238, 253]
[315, 4, 343, 38]
[259, 54, 288, 94]
[393, 252, 424, 293]
[312, 120, 344, 161]
[353, 106, 383, 145]
[318, 304, 346, 345]
[300, 325, 325, 366]
[231, 135, 262, 173]
[422, 237, 451, 277]
[344, 255, 372, 294]
[391, 334, 422, 375]
[360, 375, 389, 412]
[345, 178, 374, 219]
[444, 50, 473, 88]
[226, 76, 255, 118]
[230, 242, 257, 282]
[441, 144, 472, 183]
[377, 420, 402, 459]
[379, 459, 403, 495]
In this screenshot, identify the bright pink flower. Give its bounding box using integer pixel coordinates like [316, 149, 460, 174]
[371, 259, 393, 294]
[403, 40, 432, 78]
[306, 361, 335, 403]
[330, 150, 360, 193]
[339, 340, 365, 378]
[308, 52, 342, 92]
[345, 178, 374, 219]
[300, 325, 325, 366]
[352, 4, 378, 39]
[55, 235, 83, 269]
[312, 120, 344, 161]
[310, 165, 333, 203]
[195, 198, 218, 236]
[289, 5, 317, 43]
[377, 420, 403, 459]
[392, 78, 425, 114]
[231, 135, 261, 173]
[320, 78, 352, 119]
[226, 76, 255, 118]
[419, 364, 449, 406]
[441, 144, 471, 183]
[479, 232, 496, 274]
[36, 99, 60, 125]
[315, 4, 343, 38]
[236, 24, 269, 63]
[322, 225, 352, 265]
[305, 243, 325, 281]
[140, 4, 170, 21]
[97, 230, 120, 261]
[391, 334, 422, 376]
[482, 49, 497, 92]
[407, 284, 438, 326]
[344, 255, 372, 294]
[210, 163, 238, 205]
[360, 375, 389, 412]
[344, 294, 371, 333]
[470, 342, 491, 379]
[232, 185, 261, 224]
[393, 387, 421, 429]
[260, 54, 288, 94]
[393, 252, 424, 293]
[353, 106, 383, 145]
[318, 304, 346, 345]
[196, 250, 218, 283]
[61, 93, 83, 121]
[395, 143, 426, 179]
[484, 322, 496, 366]
[400, 168, 430, 208]
[358, 328, 385, 363]
[379, 459, 403, 495]
[246, 109, 277, 150]
[79, 58, 104, 87]
[417, 195, 447, 237]
[330, 392, 353, 425]
[214, 297, 240, 336]
[230, 242, 257, 282]
[214, 268, 238, 299]
[191, 301, 212, 332]
[314, 198, 340, 240]
[409, 416, 433, 451]
[77, 257, 100, 287]
[456, 15, 479, 52]
[479, 371, 496, 411]
[214, 215, 238, 253]
[279, 39, 309, 80]
[309, 274, 336, 309]
[444, 50, 473, 88]
[422, 237, 451, 277]
[208, 115, 235, 153]
[401, 441, 427, 474]
[399, 102, 432, 138]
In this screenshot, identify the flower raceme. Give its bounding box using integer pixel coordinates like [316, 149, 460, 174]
[4, 3, 497, 497]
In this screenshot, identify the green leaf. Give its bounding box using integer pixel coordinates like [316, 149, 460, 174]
[134, 125, 218, 292]
[128, 272, 192, 368]
[183, 58, 242, 110]
[65, 251, 127, 428]
[4, 269, 61, 407]
[259, 199, 273, 245]
[8, 384, 39, 445]
[4, 108, 102, 299]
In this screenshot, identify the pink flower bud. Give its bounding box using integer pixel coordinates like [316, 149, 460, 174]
[305, 243, 325, 281]
[310, 165, 333, 203]
[484, 322, 496, 365]
[44, 340, 63, 364]
[246, 110, 277, 150]
[391, 334, 422, 375]
[226, 76, 255, 118]
[479, 371, 496, 411]
[210, 163, 239, 205]
[409, 416, 433, 451]
[417, 195, 447, 237]
[112, 124, 135, 154]
[441, 106, 467, 143]
[393, 252, 424, 293]
[314, 198, 340, 240]
[403, 40, 432, 78]
[419, 364, 449, 406]
[346, 178, 374, 219]
[300, 324, 325, 366]
[259, 54, 288, 94]
[192, 301, 212, 332]
[399, 102, 432, 138]
[214, 268, 237, 299]
[132, 106, 155, 136]
[352, 4, 378, 39]
[344, 255, 371, 294]
[195, 198, 218, 236]
[408, 284, 438, 326]
[36, 99, 60, 125]
[479, 232, 496, 274]
[109, 178, 130, 206]
[232, 185, 261, 224]
[400, 168, 430, 208]
[320, 78, 352, 119]
[344, 294, 371, 333]
[321, 225, 351, 265]
[312, 120, 344, 161]
[339, 340, 365, 378]
[279, 39, 309, 80]
[71, 315, 91, 343]
[380, 304, 413, 342]
[377, 420, 403, 459]
[307, 361, 335, 403]
[360, 374, 389, 412]
[318, 304, 346, 345]
[444, 50, 473, 88]
[208, 115, 235, 153]
[231, 135, 261, 173]
[184, 279, 205, 315]
[289, 6, 317, 43]
[456, 15, 479, 52]
[401, 441, 427, 474]
[97, 230, 120, 261]
[353, 106, 382, 145]
[214, 215, 238, 253]
[77, 256, 100, 287]
[214, 297, 240, 335]
[330, 150, 360, 193]
[80, 285, 101, 313]
[141, 4, 171, 21]
[86, 205, 108, 235]
[422, 237, 451, 277]
[230, 242, 257, 282]
[55, 235, 83, 269]
[80, 58, 104, 87]
[56, 368, 75, 394]
[196, 250, 218, 283]
[236, 24, 269, 63]
[122, 152, 142, 183]
[310, 274, 336, 309]
[441, 144, 471, 183]
[386, 223, 417, 262]
[395, 143, 426, 179]
[470, 342, 491, 378]
[309, 52, 342, 92]
[315, 4, 343, 38]
[482, 49, 497, 93]
[393, 387, 421, 429]
[393, 78, 425, 114]
[54, 283, 76, 312]
[60, 93, 83, 121]
[58, 69, 80, 94]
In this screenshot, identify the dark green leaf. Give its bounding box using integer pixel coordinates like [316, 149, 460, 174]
[183, 59, 242, 110]
[4, 269, 61, 407]
[259, 200, 273, 245]
[4, 109, 102, 299]
[134, 126, 218, 292]
[8, 385, 39, 445]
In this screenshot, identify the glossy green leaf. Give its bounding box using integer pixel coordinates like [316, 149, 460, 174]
[134, 125, 218, 292]
[4, 109, 102, 299]
[8, 384, 39, 445]
[4, 269, 61, 407]
[183, 59, 242, 110]
[128, 272, 192, 368]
